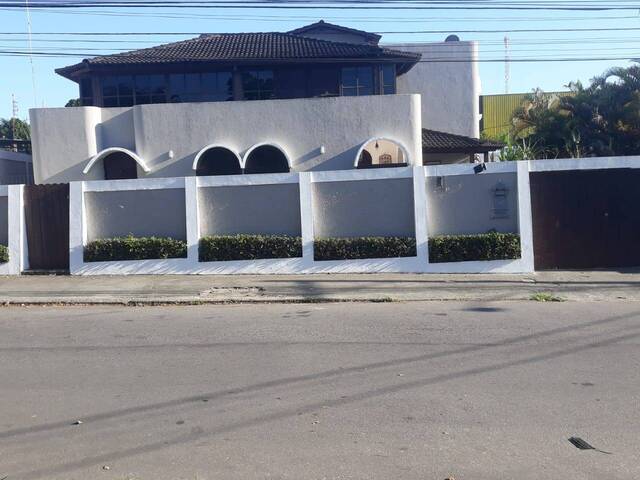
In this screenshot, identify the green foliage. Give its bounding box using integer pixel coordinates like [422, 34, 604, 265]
[428, 232, 521, 263]
[510, 65, 640, 158]
[65, 98, 81, 107]
[530, 292, 565, 302]
[84, 235, 187, 262]
[314, 237, 417, 261]
[0, 245, 8, 263]
[0, 117, 30, 140]
[199, 234, 302, 262]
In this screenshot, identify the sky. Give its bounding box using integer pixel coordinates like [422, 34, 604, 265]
[1, 0, 639, 120]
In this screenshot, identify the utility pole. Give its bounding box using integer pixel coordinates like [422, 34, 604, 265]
[504, 36, 510, 94]
[11, 94, 18, 140]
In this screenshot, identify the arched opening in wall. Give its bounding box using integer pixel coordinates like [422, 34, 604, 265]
[194, 146, 242, 176]
[358, 149, 373, 168]
[355, 138, 408, 169]
[103, 151, 139, 180]
[244, 144, 290, 175]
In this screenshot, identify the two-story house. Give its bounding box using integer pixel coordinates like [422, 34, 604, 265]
[30, 21, 501, 184]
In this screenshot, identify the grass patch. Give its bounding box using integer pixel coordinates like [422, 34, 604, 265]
[84, 235, 187, 262]
[530, 292, 566, 302]
[0, 245, 7, 263]
[199, 234, 302, 262]
[428, 232, 521, 263]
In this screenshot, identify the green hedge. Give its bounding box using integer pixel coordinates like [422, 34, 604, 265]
[0, 245, 8, 264]
[429, 232, 521, 263]
[199, 234, 302, 262]
[84, 235, 187, 262]
[314, 237, 417, 261]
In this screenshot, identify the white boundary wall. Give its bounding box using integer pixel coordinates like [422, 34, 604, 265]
[69, 162, 534, 275]
[40, 154, 640, 276]
[0, 184, 27, 275]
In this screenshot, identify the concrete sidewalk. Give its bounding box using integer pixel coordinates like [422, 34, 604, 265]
[1, 270, 640, 304]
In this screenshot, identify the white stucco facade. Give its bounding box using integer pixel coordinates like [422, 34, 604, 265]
[389, 40, 481, 138]
[30, 94, 422, 184]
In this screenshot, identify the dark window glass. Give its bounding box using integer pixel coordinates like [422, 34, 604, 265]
[134, 75, 152, 105]
[309, 67, 339, 97]
[101, 76, 117, 98]
[341, 66, 374, 96]
[201, 72, 233, 101]
[169, 72, 232, 103]
[150, 75, 167, 104]
[382, 64, 396, 95]
[103, 96, 118, 108]
[169, 74, 186, 102]
[276, 68, 307, 99]
[242, 70, 275, 100]
[80, 78, 93, 106]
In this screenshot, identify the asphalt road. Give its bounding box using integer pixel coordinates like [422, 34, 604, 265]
[0, 302, 638, 480]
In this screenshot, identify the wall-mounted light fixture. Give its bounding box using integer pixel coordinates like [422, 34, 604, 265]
[473, 163, 487, 174]
[319, 145, 326, 154]
[168, 150, 175, 159]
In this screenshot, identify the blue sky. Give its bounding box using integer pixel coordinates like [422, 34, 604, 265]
[1, 2, 639, 119]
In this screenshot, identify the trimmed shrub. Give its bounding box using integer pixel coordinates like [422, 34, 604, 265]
[314, 237, 417, 261]
[84, 235, 187, 262]
[429, 232, 521, 263]
[0, 245, 8, 264]
[199, 234, 302, 262]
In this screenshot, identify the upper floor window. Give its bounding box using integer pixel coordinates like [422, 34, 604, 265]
[80, 78, 93, 106]
[102, 76, 134, 107]
[341, 66, 373, 96]
[242, 70, 275, 100]
[135, 75, 167, 105]
[169, 72, 232, 103]
[382, 65, 396, 95]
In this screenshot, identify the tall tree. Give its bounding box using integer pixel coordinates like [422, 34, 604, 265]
[0, 118, 31, 140]
[510, 65, 640, 159]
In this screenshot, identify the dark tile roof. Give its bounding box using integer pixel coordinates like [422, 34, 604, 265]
[288, 20, 382, 44]
[422, 129, 504, 153]
[56, 31, 420, 79]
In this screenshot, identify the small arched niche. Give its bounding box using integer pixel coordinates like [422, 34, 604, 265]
[243, 144, 290, 175]
[193, 145, 242, 176]
[84, 147, 148, 180]
[355, 138, 409, 169]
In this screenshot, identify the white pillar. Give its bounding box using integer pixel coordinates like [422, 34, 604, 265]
[6, 184, 25, 275]
[69, 181, 86, 275]
[517, 160, 535, 272]
[298, 172, 315, 268]
[184, 176, 200, 265]
[413, 166, 429, 269]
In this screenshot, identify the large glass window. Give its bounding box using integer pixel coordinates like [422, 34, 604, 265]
[135, 75, 166, 105]
[382, 65, 396, 95]
[169, 72, 232, 103]
[80, 78, 93, 106]
[341, 66, 373, 96]
[102, 75, 135, 107]
[242, 70, 275, 100]
[309, 67, 339, 97]
[276, 68, 307, 99]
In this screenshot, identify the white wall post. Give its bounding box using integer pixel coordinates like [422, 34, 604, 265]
[412, 166, 429, 269]
[298, 172, 315, 269]
[184, 176, 200, 265]
[517, 160, 535, 272]
[6, 185, 25, 275]
[69, 181, 86, 275]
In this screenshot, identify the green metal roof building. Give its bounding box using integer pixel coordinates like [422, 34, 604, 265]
[480, 91, 573, 140]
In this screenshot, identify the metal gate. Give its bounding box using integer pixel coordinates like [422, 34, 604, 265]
[530, 168, 640, 270]
[24, 184, 70, 271]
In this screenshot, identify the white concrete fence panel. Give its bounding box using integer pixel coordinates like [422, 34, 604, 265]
[68, 162, 535, 275]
